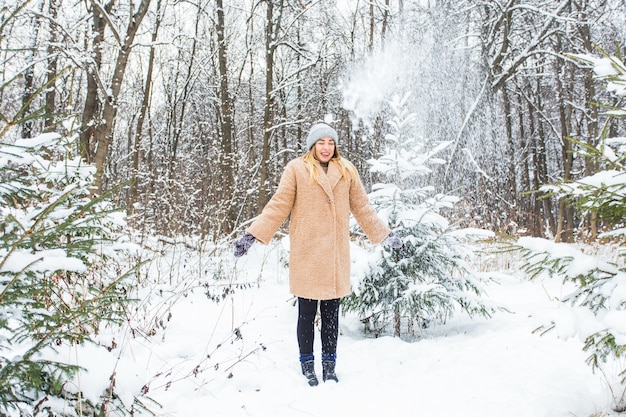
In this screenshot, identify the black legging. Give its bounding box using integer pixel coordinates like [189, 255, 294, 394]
[297, 297, 340, 360]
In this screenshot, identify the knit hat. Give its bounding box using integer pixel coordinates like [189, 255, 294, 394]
[305, 123, 338, 150]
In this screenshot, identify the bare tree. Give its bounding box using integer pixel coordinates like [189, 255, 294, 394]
[257, 0, 283, 213]
[44, 0, 61, 132]
[81, 0, 153, 193]
[214, 0, 237, 234]
[128, 0, 165, 214]
[79, 0, 110, 164]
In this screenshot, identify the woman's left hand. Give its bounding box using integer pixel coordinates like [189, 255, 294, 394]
[383, 231, 403, 249]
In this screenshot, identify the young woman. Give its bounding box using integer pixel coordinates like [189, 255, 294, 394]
[234, 122, 401, 386]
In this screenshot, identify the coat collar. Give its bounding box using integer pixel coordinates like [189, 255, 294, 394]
[317, 160, 342, 200]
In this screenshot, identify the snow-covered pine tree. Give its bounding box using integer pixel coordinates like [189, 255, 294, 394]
[0, 132, 137, 416]
[343, 93, 494, 338]
[514, 46, 626, 412]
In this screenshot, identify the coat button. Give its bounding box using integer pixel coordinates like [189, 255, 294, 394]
[327, 198, 332, 203]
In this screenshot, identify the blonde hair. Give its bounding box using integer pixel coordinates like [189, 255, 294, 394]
[302, 148, 359, 185]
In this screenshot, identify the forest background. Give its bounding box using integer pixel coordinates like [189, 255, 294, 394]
[2, 0, 626, 415]
[4, 0, 625, 241]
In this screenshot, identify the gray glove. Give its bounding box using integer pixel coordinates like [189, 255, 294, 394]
[234, 233, 256, 257]
[383, 231, 403, 249]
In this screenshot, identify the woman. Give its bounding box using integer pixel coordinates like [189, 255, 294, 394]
[234, 122, 401, 386]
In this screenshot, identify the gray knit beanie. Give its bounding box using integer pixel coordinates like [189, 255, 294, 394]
[305, 123, 338, 150]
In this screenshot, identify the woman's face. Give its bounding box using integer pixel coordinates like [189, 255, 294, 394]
[314, 137, 335, 163]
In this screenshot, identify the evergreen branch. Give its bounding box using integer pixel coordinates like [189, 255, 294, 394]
[0, 215, 31, 274]
[0, 257, 42, 303]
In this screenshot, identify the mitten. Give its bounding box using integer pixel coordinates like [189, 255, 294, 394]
[234, 233, 256, 257]
[383, 231, 403, 249]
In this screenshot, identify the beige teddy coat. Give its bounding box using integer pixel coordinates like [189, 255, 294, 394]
[247, 157, 391, 300]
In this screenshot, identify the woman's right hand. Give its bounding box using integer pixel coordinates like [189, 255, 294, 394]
[234, 233, 256, 257]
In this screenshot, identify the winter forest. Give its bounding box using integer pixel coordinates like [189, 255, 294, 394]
[1, 0, 626, 416]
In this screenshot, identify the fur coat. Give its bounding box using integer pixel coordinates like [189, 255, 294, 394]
[247, 157, 390, 300]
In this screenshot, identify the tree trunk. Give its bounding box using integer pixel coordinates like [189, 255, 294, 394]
[91, 0, 152, 193]
[21, 1, 45, 138]
[257, 0, 283, 214]
[381, 0, 390, 41]
[517, 92, 533, 235]
[44, 0, 60, 132]
[525, 83, 543, 237]
[554, 34, 575, 243]
[394, 308, 401, 338]
[368, 1, 375, 51]
[578, 2, 599, 240]
[532, 73, 555, 236]
[215, 0, 236, 235]
[501, 85, 517, 231]
[129, 0, 163, 215]
[80, 0, 111, 163]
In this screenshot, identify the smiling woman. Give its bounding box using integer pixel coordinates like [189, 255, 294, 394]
[314, 137, 335, 163]
[233, 121, 402, 387]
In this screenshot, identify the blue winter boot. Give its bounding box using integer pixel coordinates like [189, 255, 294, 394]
[301, 360, 318, 386]
[322, 360, 338, 382]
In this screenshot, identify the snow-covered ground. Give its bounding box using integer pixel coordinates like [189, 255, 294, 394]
[71, 239, 615, 417]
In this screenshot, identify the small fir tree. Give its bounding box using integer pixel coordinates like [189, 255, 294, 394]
[515, 46, 626, 412]
[343, 94, 494, 338]
[0, 132, 137, 416]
